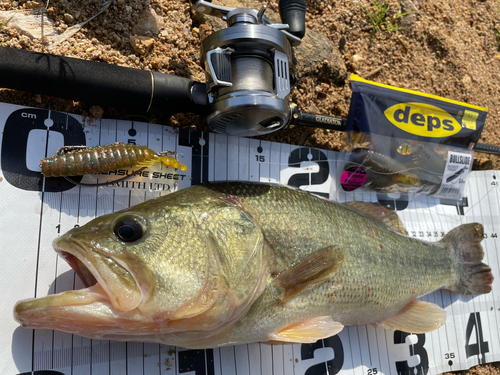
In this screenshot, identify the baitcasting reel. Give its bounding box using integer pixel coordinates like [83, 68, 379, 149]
[194, 0, 300, 136]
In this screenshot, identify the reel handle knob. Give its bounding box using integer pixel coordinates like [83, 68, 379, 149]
[279, 0, 306, 39]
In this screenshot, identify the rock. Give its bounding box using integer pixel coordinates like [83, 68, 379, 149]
[480, 160, 494, 170]
[462, 74, 472, 89]
[191, 10, 225, 35]
[24, 1, 39, 9]
[0, 10, 58, 39]
[353, 54, 364, 63]
[399, 0, 422, 35]
[64, 13, 74, 24]
[351, 53, 364, 70]
[132, 8, 163, 36]
[198, 24, 212, 41]
[294, 29, 347, 85]
[130, 35, 155, 56]
[151, 57, 162, 70]
[472, 158, 493, 170]
[89, 105, 104, 119]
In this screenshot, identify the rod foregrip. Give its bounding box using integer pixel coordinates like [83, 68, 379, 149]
[279, 0, 306, 39]
[0, 46, 208, 116]
[151, 72, 208, 116]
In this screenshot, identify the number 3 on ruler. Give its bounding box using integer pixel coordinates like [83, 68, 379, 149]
[394, 331, 429, 375]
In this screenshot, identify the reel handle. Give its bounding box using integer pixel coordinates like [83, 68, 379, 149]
[279, 0, 306, 39]
[0, 47, 208, 116]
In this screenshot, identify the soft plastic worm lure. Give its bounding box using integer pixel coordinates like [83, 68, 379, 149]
[398, 142, 447, 174]
[40, 142, 187, 177]
[355, 150, 422, 188]
[352, 149, 444, 194]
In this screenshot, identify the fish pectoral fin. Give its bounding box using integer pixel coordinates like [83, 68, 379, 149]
[342, 201, 407, 235]
[375, 301, 446, 333]
[269, 316, 344, 343]
[275, 246, 344, 303]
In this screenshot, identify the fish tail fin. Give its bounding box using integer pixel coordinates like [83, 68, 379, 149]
[441, 223, 493, 295]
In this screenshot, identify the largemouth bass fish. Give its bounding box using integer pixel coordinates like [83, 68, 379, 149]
[15, 182, 493, 348]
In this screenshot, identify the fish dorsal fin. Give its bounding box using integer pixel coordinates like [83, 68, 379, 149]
[275, 246, 344, 304]
[375, 301, 446, 333]
[342, 201, 407, 235]
[270, 316, 344, 343]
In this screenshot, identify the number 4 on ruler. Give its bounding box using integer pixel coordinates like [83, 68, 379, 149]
[465, 312, 489, 364]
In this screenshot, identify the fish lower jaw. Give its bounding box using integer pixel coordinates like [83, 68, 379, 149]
[14, 284, 111, 326]
[13, 285, 157, 337]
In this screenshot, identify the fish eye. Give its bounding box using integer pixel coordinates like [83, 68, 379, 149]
[113, 216, 145, 242]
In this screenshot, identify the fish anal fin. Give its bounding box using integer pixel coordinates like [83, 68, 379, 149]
[375, 301, 446, 333]
[276, 246, 344, 303]
[270, 316, 344, 343]
[343, 201, 406, 235]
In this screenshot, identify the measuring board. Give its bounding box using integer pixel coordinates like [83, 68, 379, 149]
[0, 102, 498, 375]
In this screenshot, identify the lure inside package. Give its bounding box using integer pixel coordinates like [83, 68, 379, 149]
[341, 74, 488, 199]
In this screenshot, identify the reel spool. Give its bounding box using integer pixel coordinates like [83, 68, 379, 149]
[194, 1, 302, 137]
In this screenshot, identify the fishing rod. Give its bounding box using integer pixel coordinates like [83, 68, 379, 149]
[0, 0, 498, 155]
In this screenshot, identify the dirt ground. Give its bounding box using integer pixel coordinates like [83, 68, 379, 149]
[0, 0, 499, 373]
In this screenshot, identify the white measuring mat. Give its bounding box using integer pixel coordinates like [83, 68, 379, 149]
[0, 102, 498, 375]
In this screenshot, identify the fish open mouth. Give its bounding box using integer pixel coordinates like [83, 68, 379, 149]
[15, 235, 144, 331]
[52, 238, 111, 301]
[15, 240, 113, 320]
[13, 230, 154, 338]
[52, 237, 144, 312]
[56, 248, 98, 288]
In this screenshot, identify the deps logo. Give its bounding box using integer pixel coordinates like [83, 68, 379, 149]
[384, 102, 462, 137]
